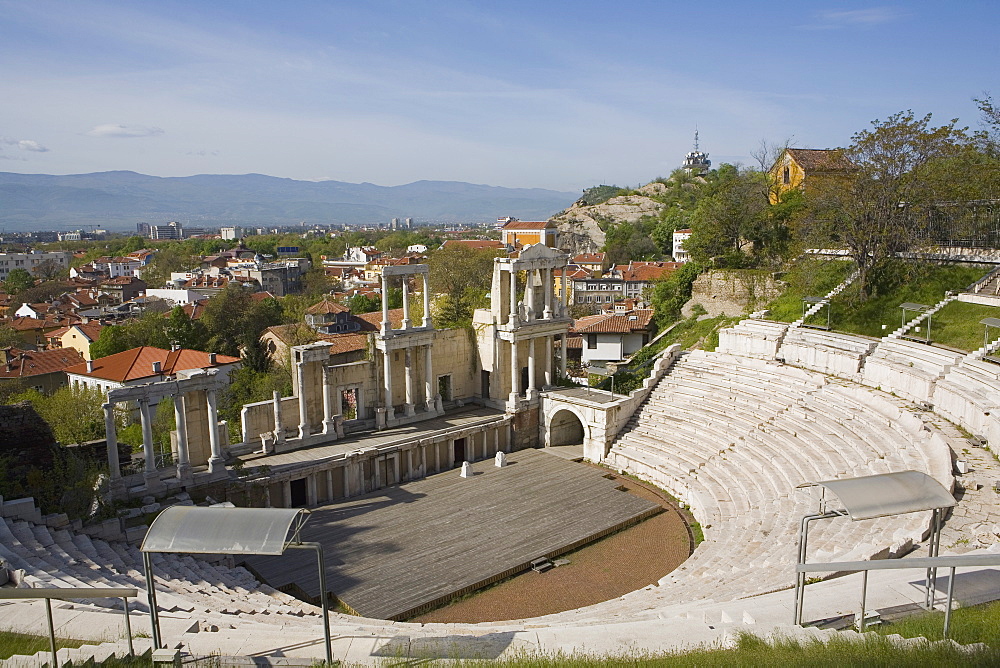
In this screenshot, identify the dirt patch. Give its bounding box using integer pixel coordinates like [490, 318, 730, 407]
[411, 473, 691, 623]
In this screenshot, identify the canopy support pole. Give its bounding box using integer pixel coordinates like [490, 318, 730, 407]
[288, 542, 333, 665]
[143, 551, 162, 650]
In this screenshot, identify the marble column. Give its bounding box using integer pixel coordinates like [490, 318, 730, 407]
[422, 273, 432, 328]
[296, 358, 309, 439]
[509, 338, 520, 404]
[527, 337, 537, 399]
[380, 272, 391, 334]
[342, 465, 351, 498]
[325, 469, 334, 503]
[543, 267, 553, 319]
[307, 474, 317, 506]
[401, 276, 411, 329]
[525, 269, 535, 320]
[424, 344, 435, 412]
[508, 267, 518, 324]
[544, 335, 552, 387]
[173, 393, 190, 479]
[282, 480, 292, 508]
[560, 332, 568, 378]
[404, 348, 416, 417]
[103, 402, 120, 480]
[383, 349, 395, 420]
[321, 364, 336, 435]
[206, 387, 224, 473]
[272, 390, 284, 443]
[138, 398, 156, 476]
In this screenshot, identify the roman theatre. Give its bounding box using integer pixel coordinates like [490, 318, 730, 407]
[2, 246, 1000, 664]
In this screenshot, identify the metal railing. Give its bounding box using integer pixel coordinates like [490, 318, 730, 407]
[796, 552, 1000, 637]
[0, 586, 139, 665]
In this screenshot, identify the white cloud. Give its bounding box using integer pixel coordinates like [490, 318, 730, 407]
[799, 7, 903, 30]
[17, 139, 48, 152]
[86, 123, 165, 138]
[1, 137, 49, 152]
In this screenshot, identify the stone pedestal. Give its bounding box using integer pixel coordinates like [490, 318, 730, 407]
[495, 451, 507, 467]
[460, 461, 473, 478]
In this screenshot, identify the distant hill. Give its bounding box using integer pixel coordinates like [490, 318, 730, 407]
[0, 171, 579, 231]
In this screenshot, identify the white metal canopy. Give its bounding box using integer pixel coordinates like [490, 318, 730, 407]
[804, 470, 955, 521]
[141, 506, 307, 555]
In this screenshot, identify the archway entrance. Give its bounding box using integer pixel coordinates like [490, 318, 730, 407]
[548, 409, 585, 447]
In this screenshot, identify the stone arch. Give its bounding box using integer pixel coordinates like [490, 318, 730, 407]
[546, 407, 587, 447]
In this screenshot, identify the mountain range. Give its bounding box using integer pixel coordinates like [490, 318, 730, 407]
[0, 171, 579, 231]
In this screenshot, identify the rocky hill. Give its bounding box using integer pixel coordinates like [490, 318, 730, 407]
[550, 182, 673, 256]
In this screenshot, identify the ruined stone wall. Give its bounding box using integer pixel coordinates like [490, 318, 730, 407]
[682, 270, 785, 319]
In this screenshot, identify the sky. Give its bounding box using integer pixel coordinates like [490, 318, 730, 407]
[0, 1, 997, 192]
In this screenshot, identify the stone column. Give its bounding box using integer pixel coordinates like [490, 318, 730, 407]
[342, 465, 351, 498]
[407, 448, 414, 481]
[509, 338, 520, 404]
[433, 442, 440, 472]
[525, 269, 535, 320]
[422, 273, 432, 328]
[325, 470, 334, 503]
[380, 272, 391, 334]
[508, 267, 518, 324]
[383, 349, 395, 420]
[424, 344, 436, 412]
[374, 455, 382, 489]
[322, 364, 336, 436]
[307, 474, 317, 506]
[544, 335, 552, 387]
[404, 348, 416, 417]
[527, 337, 538, 399]
[282, 480, 292, 508]
[296, 358, 309, 439]
[543, 267, 553, 319]
[173, 394, 191, 479]
[401, 276, 411, 329]
[138, 398, 156, 476]
[104, 402, 120, 480]
[446, 439, 455, 469]
[206, 387, 225, 474]
[272, 391, 285, 443]
[560, 332, 568, 378]
[562, 266, 569, 314]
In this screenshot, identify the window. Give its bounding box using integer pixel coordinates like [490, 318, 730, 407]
[587, 334, 597, 349]
[783, 166, 790, 185]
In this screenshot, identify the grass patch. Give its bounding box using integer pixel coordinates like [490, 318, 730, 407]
[431, 630, 1000, 666]
[657, 314, 740, 352]
[688, 522, 705, 546]
[926, 300, 1000, 351]
[875, 598, 1000, 648]
[767, 258, 855, 323]
[0, 630, 88, 661]
[807, 262, 992, 338]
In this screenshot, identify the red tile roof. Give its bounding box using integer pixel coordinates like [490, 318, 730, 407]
[502, 220, 551, 230]
[575, 310, 654, 334]
[65, 346, 239, 382]
[619, 262, 682, 282]
[441, 239, 506, 250]
[305, 297, 351, 315]
[0, 347, 85, 379]
[573, 253, 606, 264]
[784, 148, 853, 172]
[355, 308, 406, 331]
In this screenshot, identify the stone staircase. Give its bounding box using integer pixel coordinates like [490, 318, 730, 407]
[887, 293, 959, 340]
[789, 268, 860, 330]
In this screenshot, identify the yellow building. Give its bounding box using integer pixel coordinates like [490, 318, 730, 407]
[769, 148, 852, 203]
[500, 220, 558, 248]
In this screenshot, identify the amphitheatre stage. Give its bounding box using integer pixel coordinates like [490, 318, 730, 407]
[244, 448, 662, 620]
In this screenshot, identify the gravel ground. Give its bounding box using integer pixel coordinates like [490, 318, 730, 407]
[411, 473, 692, 623]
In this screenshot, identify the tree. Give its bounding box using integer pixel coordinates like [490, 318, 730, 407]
[3, 268, 34, 295]
[33, 258, 66, 281]
[803, 111, 972, 299]
[425, 245, 504, 327]
[348, 293, 380, 314]
[649, 261, 703, 327]
[685, 165, 770, 267]
[165, 306, 208, 350]
[12, 385, 106, 446]
[199, 285, 284, 357]
[90, 325, 136, 359]
[0, 325, 20, 348]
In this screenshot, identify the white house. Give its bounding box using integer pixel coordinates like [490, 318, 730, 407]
[575, 308, 655, 367]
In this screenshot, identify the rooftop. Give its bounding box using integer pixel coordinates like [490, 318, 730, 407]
[65, 346, 239, 382]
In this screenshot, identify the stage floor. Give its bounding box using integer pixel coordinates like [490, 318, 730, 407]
[244, 448, 661, 620]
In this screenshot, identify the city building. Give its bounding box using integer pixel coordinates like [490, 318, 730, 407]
[672, 229, 693, 263]
[0, 250, 72, 281]
[150, 222, 184, 240]
[500, 220, 558, 248]
[769, 148, 853, 203]
[0, 347, 85, 394]
[575, 307, 655, 367]
[682, 130, 711, 175]
[221, 226, 242, 240]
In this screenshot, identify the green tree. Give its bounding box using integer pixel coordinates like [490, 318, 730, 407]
[803, 111, 974, 299]
[0, 325, 20, 348]
[348, 293, 380, 314]
[649, 262, 703, 327]
[3, 268, 34, 295]
[200, 284, 284, 356]
[12, 385, 106, 446]
[165, 306, 208, 350]
[90, 324, 136, 358]
[425, 245, 504, 327]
